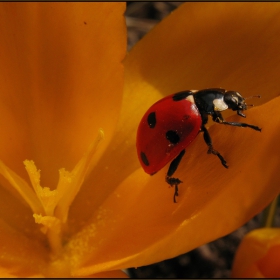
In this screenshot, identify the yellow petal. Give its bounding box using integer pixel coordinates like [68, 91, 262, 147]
[232, 228, 280, 277]
[0, 218, 48, 277]
[65, 3, 280, 273]
[0, 2, 126, 188]
[66, 96, 280, 274]
[0, 160, 43, 213]
[0, 2, 126, 277]
[86, 2, 280, 221]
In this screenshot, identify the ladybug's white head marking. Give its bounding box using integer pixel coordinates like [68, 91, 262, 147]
[186, 95, 195, 104]
[213, 98, 228, 112]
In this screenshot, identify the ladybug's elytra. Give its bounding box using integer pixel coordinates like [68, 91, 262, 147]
[136, 88, 261, 203]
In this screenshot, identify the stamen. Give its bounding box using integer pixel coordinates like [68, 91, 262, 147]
[0, 128, 104, 258]
[55, 128, 105, 223]
[0, 160, 43, 213]
[34, 213, 63, 256]
[33, 214, 61, 234]
[24, 160, 58, 216]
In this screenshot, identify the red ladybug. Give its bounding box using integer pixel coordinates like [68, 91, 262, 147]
[136, 88, 261, 202]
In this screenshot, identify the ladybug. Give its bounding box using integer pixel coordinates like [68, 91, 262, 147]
[136, 88, 261, 203]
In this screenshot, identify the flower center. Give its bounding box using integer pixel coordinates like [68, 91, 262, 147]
[0, 129, 104, 258]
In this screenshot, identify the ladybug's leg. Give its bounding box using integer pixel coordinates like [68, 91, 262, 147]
[217, 120, 261, 131]
[165, 149, 185, 203]
[213, 112, 261, 131]
[201, 125, 228, 168]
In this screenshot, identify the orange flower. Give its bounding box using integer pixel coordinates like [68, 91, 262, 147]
[0, 2, 126, 277]
[232, 228, 280, 278]
[0, 2, 279, 277]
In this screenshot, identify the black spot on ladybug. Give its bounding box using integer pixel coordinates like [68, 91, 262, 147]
[140, 152, 149, 166]
[147, 112, 156, 128]
[172, 91, 192, 101]
[166, 130, 180, 144]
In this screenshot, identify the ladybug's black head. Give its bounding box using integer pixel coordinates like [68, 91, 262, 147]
[224, 91, 247, 117]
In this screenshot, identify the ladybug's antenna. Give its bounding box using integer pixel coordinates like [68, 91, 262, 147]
[245, 95, 261, 100]
[245, 95, 261, 107]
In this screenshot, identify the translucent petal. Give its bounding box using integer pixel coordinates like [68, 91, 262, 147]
[0, 2, 126, 188]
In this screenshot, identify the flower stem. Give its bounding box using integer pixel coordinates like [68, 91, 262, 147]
[262, 195, 279, 228]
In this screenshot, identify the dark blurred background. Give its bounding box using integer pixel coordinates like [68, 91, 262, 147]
[124, 2, 280, 278]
